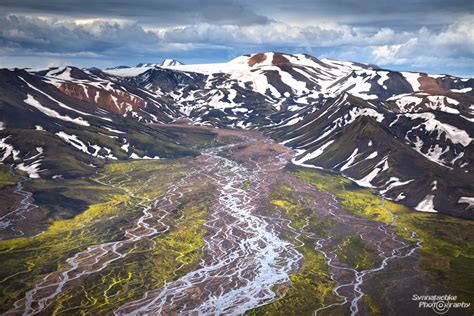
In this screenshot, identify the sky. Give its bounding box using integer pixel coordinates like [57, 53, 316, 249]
[0, 0, 473, 76]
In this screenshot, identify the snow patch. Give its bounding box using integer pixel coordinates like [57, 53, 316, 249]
[130, 153, 160, 160]
[0, 136, 21, 162]
[415, 195, 438, 213]
[401, 72, 421, 91]
[377, 71, 389, 86]
[458, 197, 474, 209]
[24, 94, 89, 126]
[16, 160, 42, 179]
[351, 156, 389, 188]
[55, 131, 116, 159]
[395, 192, 406, 201]
[380, 177, 414, 195]
[103, 126, 126, 134]
[292, 140, 334, 165]
[340, 148, 359, 171]
[450, 87, 472, 93]
[406, 113, 472, 146]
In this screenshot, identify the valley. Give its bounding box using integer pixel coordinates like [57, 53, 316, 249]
[0, 51, 473, 314]
[1, 125, 472, 315]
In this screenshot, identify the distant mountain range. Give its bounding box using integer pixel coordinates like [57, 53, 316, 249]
[106, 59, 185, 70]
[1, 52, 473, 218]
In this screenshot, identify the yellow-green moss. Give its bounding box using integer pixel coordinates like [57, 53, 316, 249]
[0, 168, 16, 188]
[48, 194, 131, 231]
[336, 235, 380, 271]
[364, 294, 381, 315]
[247, 183, 340, 315]
[0, 159, 210, 314]
[293, 167, 474, 313]
[295, 170, 393, 223]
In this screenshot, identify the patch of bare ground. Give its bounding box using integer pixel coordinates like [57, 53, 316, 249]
[272, 52, 291, 65]
[248, 53, 267, 66]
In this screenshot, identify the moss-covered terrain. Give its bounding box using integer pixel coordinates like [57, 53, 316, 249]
[247, 183, 340, 315]
[0, 159, 212, 314]
[293, 167, 474, 313]
[0, 166, 16, 188]
[335, 235, 381, 271]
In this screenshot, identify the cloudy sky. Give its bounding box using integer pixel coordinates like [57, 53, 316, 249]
[0, 0, 473, 76]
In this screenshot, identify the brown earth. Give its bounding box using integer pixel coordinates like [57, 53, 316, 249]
[58, 83, 147, 114]
[248, 53, 267, 67]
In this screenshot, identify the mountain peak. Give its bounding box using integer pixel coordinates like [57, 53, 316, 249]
[104, 65, 130, 70]
[135, 59, 184, 68]
[227, 52, 326, 68]
[161, 59, 184, 67]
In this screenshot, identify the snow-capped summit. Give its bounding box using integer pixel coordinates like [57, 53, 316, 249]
[135, 59, 184, 68]
[136, 62, 158, 68]
[160, 59, 184, 67]
[104, 65, 130, 70]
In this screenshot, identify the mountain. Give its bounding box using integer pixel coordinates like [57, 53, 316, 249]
[268, 93, 473, 218]
[0, 68, 197, 180]
[161, 59, 184, 67]
[136, 59, 184, 68]
[104, 65, 130, 70]
[1, 52, 473, 218]
[34, 66, 180, 121]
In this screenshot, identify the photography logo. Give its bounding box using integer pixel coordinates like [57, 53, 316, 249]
[412, 294, 471, 314]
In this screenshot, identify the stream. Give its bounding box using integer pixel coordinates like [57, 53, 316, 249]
[313, 196, 423, 315]
[6, 131, 424, 315]
[0, 174, 37, 239]
[7, 163, 199, 314]
[116, 138, 303, 314]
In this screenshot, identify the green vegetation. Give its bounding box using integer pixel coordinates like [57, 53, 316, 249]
[364, 294, 381, 315]
[1, 141, 472, 314]
[247, 241, 337, 316]
[0, 166, 16, 188]
[0, 159, 212, 314]
[242, 179, 251, 190]
[25, 177, 120, 229]
[396, 212, 474, 308]
[336, 235, 380, 271]
[294, 169, 396, 223]
[247, 183, 340, 315]
[292, 166, 474, 313]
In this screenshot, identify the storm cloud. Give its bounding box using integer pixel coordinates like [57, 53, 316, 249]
[0, 0, 272, 26]
[0, 0, 472, 76]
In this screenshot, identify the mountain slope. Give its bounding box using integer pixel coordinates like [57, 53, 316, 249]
[265, 91, 473, 218]
[0, 69, 198, 179]
[1, 51, 473, 218]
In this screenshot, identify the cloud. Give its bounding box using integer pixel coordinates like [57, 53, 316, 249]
[1, 0, 472, 31]
[371, 16, 474, 71]
[3, 14, 396, 56]
[0, 11, 472, 76]
[0, 14, 164, 57]
[159, 22, 411, 48]
[0, 0, 271, 26]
